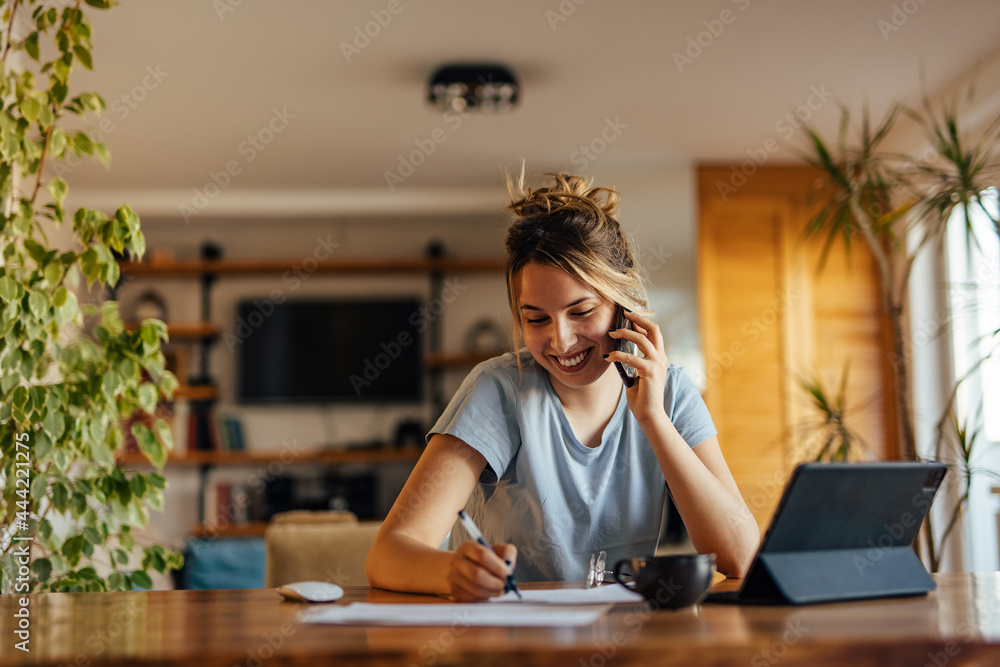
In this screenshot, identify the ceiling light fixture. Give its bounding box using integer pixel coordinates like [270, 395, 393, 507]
[427, 63, 519, 113]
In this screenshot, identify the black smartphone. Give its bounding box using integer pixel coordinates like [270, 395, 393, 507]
[613, 305, 638, 387]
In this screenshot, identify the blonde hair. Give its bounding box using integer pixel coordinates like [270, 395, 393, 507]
[503, 170, 649, 355]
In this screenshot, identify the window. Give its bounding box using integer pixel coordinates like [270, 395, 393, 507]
[945, 187, 999, 570]
[946, 188, 1000, 439]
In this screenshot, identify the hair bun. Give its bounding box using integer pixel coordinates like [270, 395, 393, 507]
[508, 172, 620, 222]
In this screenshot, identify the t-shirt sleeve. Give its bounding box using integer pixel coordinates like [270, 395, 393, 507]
[428, 360, 521, 485]
[665, 366, 717, 448]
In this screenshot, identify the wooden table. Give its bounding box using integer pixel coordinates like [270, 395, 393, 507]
[4, 574, 1000, 666]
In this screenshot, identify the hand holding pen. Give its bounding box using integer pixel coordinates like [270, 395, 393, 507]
[457, 510, 522, 600]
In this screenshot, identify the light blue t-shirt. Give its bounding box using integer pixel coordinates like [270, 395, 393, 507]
[430, 349, 717, 582]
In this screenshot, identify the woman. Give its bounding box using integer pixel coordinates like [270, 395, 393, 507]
[366, 172, 759, 601]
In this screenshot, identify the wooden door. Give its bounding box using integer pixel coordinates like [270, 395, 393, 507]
[698, 166, 898, 530]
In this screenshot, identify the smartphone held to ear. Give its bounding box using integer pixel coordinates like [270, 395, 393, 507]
[613, 305, 638, 387]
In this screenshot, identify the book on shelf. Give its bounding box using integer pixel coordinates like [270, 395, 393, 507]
[213, 411, 246, 451]
[209, 409, 224, 451]
[203, 480, 264, 526]
[185, 405, 247, 453]
[168, 400, 190, 454]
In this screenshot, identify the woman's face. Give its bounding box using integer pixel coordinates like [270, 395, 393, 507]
[516, 262, 617, 391]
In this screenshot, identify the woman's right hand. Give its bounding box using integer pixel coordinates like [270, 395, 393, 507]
[446, 541, 518, 602]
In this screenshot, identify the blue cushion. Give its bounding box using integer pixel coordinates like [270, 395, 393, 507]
[184, 538, 266, 589]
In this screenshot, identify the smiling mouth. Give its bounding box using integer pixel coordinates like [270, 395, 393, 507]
[553, 348, 592, 368]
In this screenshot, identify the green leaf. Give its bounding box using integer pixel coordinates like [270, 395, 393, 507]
[55, 289, 78, 325]
[0, 275, 23, 301]
[30, 474, 47, 499]
[1, 130, 21, 159]
[119, 527, 134, 550]
[146, 492, 163, 513]
[32, 558, 52, 582]
[24, 32, 40, 61]
[44, 262, 63, 286]
[154, 418, 173, 450]
[90, 436, 114, 469]
[48, 177, 68, 208]
[24, 238, 46, 263]
[12, 384, 29, 410]
[19, 96, 42, 124]
[33, 431, 52, 460]
[52, 483, 69, 512]
[38, 104, 53, 127]
[82, 526, 101, 545]
[53, 54, 71, 83]
[38, 519, 53, 540]
[51, 79, 68, 105]
[79, 93, 104, 112]
[138, 383, 157, 413]
[80, 246, 99, 282]
[50, 127, 67, 156]
[28, 290, 49, 318]
[102, 370, 119, 399]
[131, 569, 153, 590]
[140, 321, 158, 347]
[61, 535, 86, 567]
[74, 131, 93, 155]
[1, 372, 18, 394]
[42, 409, 65, 440]
[72, 46, 93, 71]
[107, 571, 126, 590]
[100, 299, 123, 333]
[129, 475, 147, 498]
[132, 423, 165, 468]
[94, 142, 110, 167]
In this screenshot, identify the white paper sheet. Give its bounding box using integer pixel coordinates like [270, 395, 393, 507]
[303, 602, 613, 627]
[490, 585, 646, 605]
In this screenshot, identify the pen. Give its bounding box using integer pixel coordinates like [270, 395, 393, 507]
[457, 510, 522, 599]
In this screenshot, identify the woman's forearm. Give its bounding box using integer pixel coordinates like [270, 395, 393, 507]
[643, 417, 760, 578]
[365, 528, 454, 595]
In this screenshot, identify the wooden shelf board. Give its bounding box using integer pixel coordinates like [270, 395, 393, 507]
[125, 322, 220, 339]
[118, 446, 423, 467]
[174, 385, 219, 401]
[166, 323, 220, 340]
[120, 257, 502, 277]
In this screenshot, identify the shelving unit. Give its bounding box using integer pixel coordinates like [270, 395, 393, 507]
[119, 256, 502, 277]
[114, 251, 504, 538]
[118, 447, 423, 467]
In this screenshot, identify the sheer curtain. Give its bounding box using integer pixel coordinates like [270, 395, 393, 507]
[945, 188, 1000, 571]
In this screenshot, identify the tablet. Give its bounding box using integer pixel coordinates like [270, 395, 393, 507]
[705, 461, 947, 605]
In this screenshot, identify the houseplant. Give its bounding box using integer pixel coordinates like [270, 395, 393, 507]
[800, 93, 1000, 568]
[0, 0, 182, 592]
[796, 364, 874, 463]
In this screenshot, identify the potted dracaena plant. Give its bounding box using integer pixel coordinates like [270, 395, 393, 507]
[799, 91, 1000, 570]
[0, 0, 182, 592]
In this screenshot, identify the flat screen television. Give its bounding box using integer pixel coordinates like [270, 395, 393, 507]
[236, 298, 423, 404]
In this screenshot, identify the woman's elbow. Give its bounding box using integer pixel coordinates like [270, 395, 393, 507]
[718, 527, 760, 579]
[364, 533, 390, 589]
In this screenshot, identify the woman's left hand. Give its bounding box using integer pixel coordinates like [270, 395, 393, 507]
[606, 310, 669, 426]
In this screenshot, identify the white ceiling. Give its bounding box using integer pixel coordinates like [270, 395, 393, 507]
[61, 0, 1000, 210]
